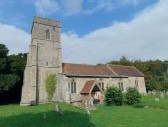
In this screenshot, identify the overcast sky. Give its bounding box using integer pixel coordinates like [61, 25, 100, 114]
[0, 0, 167, 64]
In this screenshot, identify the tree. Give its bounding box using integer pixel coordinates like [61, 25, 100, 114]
[0, 74, 19, 91]
[0, 44, 27, 104]
[0, 44, 8, 58]
[105, 87, 123, 106]
[45, 74, 57, 100]
[124, 88, 141, 105]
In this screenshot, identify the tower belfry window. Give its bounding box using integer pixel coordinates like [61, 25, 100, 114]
[46, 29, 50, 39]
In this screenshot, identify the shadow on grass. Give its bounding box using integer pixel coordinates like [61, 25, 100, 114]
[0, 110, 95, 127]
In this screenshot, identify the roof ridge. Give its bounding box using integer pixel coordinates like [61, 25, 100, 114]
[63, 62, 100, 66]
[132, 66, 144, 76]
[106, 65, 118, 76]
[107, 64, 135, 68]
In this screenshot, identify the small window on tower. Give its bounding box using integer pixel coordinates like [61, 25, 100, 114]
[46, 29, 50, 39]
[46, 62, 48, 66]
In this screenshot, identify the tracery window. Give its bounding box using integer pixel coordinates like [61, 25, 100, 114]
[70, 79, 76, 93]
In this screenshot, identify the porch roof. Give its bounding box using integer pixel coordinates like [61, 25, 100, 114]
[80, 80, 100, 94]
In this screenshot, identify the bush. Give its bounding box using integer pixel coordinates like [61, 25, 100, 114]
[45, 74, 57, 100]
[105, 87, 123, 106]
[125, 87, 141, 105]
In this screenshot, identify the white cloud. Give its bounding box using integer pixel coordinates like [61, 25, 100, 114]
[33, 0, 143, 16]
[35, 0, 59, 16]
[62, 0, 168, 64]
[0, 23, 30, 54]
[61, 0, 83, 15]
[83, 0, 143, 15]
[84, 0, 115, 15]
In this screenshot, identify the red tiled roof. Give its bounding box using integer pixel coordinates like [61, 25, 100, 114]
[80, 80, 96, 94]
[62, 63, 116, 77]
[108, 65, 144, 77]
[62, 63, 144, 77]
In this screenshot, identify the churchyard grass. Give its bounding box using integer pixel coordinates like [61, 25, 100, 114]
[0, 95, 168, 127]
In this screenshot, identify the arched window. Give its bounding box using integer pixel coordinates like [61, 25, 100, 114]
[135, 78, 139, 89]
[46, 29, 50, 39]
[98, 81, 104, 91]
[70, 79, 76, 93]
[118, 79, 124, 91]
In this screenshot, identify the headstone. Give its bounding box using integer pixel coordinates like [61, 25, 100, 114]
[85, 106, 90, 116]
[152, 91, 156, 95]
[148, 91, 152, 95]
[160, 93, 165, 99]
[145, 106, 150, 109]
[55, 104, 63, 116]
[58, 105, 63, 116]
[55, 104, 59, 112]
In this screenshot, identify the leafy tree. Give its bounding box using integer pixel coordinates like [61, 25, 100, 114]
[105, 87, 123, 106]
[0, 74, 19, 91]
[45, 74, 57, 100]
[124, 88, 141, 105]
[0, 44, 26, 104]
[8, 54, 27, 75]
[0, 44, 8, 58]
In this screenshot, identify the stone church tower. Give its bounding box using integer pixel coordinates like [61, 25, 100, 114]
[20, 17, 62, 105]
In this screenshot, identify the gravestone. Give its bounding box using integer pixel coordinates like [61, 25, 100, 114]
[85, 106, 90, 116]
[160, 92, 165, 99]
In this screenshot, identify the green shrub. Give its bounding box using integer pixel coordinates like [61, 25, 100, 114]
[125, 87, 141, 105]
[45, 74, 57, 100]
[105, 87, 123, 106]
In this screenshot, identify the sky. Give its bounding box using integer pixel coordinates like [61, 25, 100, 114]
[0, 0, 168, 64]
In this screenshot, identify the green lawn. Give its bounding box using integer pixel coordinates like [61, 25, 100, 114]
[0, 95, 168, 127]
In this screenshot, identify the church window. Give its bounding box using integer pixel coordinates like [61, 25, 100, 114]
[46, 62, 48, 66]
[70, 79, 76, 93]
[99, 82, 104, 91]
[135, 79, 139, 89]
[118, 79, 124, 91]
[46, 29, 50, 39]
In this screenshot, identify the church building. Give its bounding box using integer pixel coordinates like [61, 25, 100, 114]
[20, 17, 146, 106]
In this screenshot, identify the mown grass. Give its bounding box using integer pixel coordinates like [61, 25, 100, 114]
[0, 95, 168, 127]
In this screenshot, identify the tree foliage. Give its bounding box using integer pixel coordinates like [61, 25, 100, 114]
[124, 88, 141, 105]
[0, 74, 20, 91]
[0, 43, 26, 104]
[45, 74, 57, 100]
[105, 87, 123, 106]
[0, 44, 8, 58]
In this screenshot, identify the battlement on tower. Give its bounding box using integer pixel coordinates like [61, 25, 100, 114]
[33, 16, 61, 28]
